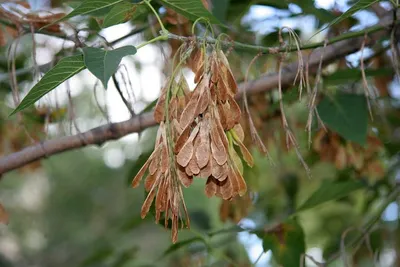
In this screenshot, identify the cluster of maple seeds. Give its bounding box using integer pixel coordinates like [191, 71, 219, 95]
[132, 47, 254, 242]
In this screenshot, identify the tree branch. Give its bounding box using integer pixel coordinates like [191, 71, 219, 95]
[0, 11, 397, 175]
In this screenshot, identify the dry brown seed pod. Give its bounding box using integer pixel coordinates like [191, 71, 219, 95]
[232, 165, 247, 196]
[233, 124, 245, 142]
[220, 178, 233, 200]
[205, 177, 217, 197]
[160, 145, 169, 173]
[217, 50, 238, 94]
[154, 85, 168, 123]
[230, 147, 244, 175]
[227, 95, 241, 126]
[175, 125, 191, 154]
[178, 166, 193, 187]
[232, 132, 254, 167]
[141, 184, 158, 218]
[196, 89, 210, 115]
[211, 140, 227, 166]
[145, 168, 161, 191]
[179, 88, 200, 129]
[132, 145, 161, 188]
[198, 157, 212, 178]
[217, 76, 230, 101]
[188, 157, 200, 175]
[176, 125, 200, 167]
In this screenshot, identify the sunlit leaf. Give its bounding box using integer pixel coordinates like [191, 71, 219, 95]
[103, 2, 145, 28]
[254, 219, 305, 267]
[61, 0, 124, 21]
[10, 55, 86, 115]
[82, 46, 137, 89]
[159, 0, 221, 24]
[317, 93, 368, 145]
[297, 180, 365, 212]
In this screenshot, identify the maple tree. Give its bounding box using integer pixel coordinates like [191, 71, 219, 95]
[0, 0, 399, 266]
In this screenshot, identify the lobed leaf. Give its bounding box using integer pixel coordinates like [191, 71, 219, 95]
[82, 46, 137, 89]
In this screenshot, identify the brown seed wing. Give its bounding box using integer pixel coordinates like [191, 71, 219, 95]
[196, 89, 210, 115]
[132, 145, 161, 188]
[228, 96, 241, 125]
[211, 140, 227, 165]
[178, 166, 193, 187]
[233, 124, 245, 142]
[196, 142, 210, 169]
[179, 90, 200, 129]
[217, 50, 238, 95]
[233, 166, 247, 197]
[198, 157, 212, 179]
[174, 125, 190, 154]
[235, 138, 254, 167]
[145, 168, 161, 191]
[205, 177, 217, 197]
[188, 157, 200, 175]
[160, 145, 169, 173]
[177, 140, 193, 167]
[220, 178, 233, 200]
[154, 94, 166, 123]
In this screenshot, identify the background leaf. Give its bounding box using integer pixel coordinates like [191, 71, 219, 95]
[324, 68, 394, 85]
[315, 0, 379, 34]
[82, 46, 137, 89]
[211, 0, 230, 22]
[60, 0, 124, 21]
[159, 0, 221, 24]
[103, 2, 144, 28]
[297, 180, 365, 212]
[317, 93, 368, 145]
[11, 55, 85, 115]
[254, 219, 305, 267]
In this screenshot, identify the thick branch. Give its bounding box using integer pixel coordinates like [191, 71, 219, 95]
[0, 11, 397, 175]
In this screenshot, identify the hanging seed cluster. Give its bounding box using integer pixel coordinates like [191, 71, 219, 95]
[132, 47, 254, 243]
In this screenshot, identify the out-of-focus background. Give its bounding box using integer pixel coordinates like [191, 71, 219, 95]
[0, 0, 399, 266]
